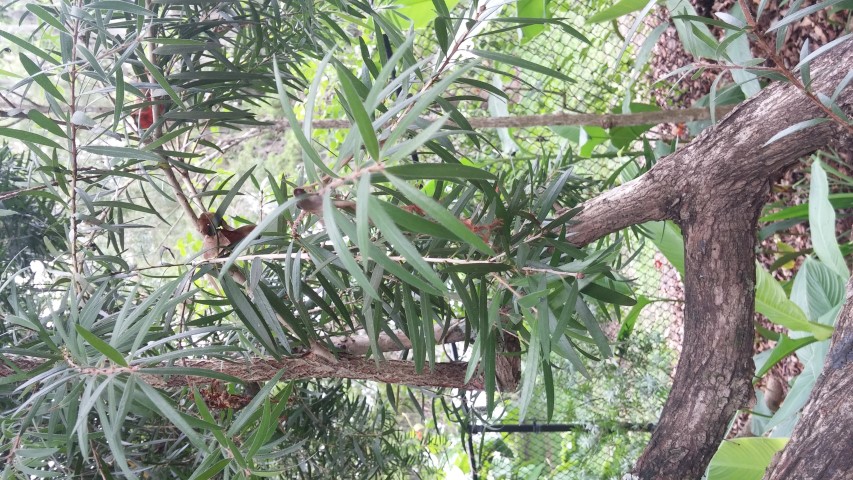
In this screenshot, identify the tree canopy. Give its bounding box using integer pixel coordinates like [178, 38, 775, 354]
[0, 0, 851, 478]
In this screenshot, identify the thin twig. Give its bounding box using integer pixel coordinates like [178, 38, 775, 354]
[69, 13, 82, 294]
[738, 0, 853, 135]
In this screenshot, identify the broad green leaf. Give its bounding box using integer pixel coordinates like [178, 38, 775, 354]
[517, 1, 547, 42]
[753, 333, 817, 379]
[707, 437, 788, 480]
[808, 160, 848, 279]
[790, 257, 845, 325]
[395, 0, 461, 28]
[641, 221, 684, 276]
[617, 295, 651, 343]
[588, 0, 649, 23]
[755, 264, 833, 339]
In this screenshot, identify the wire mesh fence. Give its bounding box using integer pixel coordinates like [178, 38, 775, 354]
[447, 1, 686, 478]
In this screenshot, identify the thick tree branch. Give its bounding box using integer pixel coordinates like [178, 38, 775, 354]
[567, 39, 853, 479]
[0, 354, 485, 391]
[303, 106, 734, 130]
[764, 278, 853, 480]
[150, 355, 483, 390]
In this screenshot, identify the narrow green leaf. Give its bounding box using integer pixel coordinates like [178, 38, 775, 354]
[373, 163, 497, 183]
[767, 0, 844, 32]
[472, 49, 574, 83]
[215, 166, 256, 221]
[142, 125, 193, 151]
[137, 381, 207, 450]
[367, 196, 447, 293]
[796, 34, 853, 71]
[387, 173, 494, 255]
[518, 323, 540, 422]
[0, 127, 62, 149]
[272, 56, 335, 182]
[137, 49, 185, 109]
[323, 195, 380, 300]
[0, 31, 59, 65]
[225, 371, 285, 437]
[575, 297, 613, 357]
[762, 118, 829, 147]
[82, 146, 162, 161]
[356, 173, 372, 269]
[188, 458, 231, 480]
[220, 197, 299, 275]
[221, 274, 279, 354]
[162, 111, 251, 120]
[581, 282, 636, 306]
[336, 63, 380, 161]
[113, 64, 124, 130]
[18, 54, 66, 102]
[26, 110, 66, 138]
[86, 1, 156, 16]
[75, 325, 128, 366]
[384, 61, 477, 147]
[25, 4, 68, 33]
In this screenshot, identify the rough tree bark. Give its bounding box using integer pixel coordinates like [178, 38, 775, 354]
[567, 40, 853, 479]
[763, 278, 853, 480]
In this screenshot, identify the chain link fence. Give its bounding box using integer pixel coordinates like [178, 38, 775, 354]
[451, 1, 685, 478]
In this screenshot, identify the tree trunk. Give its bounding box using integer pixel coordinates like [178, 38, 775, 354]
[567, 39, 853, 479]
[763, 278, 853, 480]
